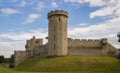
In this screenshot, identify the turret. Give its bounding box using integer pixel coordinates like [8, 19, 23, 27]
[48, 10, 68, 56]
[101, 38, 108, 45]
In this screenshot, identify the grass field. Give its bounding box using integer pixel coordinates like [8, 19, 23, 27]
[0, 56, 120, 73]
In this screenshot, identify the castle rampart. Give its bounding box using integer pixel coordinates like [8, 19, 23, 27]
[32, 45, 48, 57]
[14, 51, 29, 66]
[48, 10, 68, 56]
[14, 10, 117, 66]
[25, 36, 43, 51]
[68, 38, 107, 48]
[48, 10, 68, 19]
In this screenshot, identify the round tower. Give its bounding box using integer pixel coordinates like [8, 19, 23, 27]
[48, 10, 68, 56]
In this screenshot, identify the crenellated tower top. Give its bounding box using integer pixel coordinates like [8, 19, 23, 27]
[48, 10, 68, 19]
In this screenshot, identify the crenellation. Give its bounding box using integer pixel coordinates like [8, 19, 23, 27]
[25, 36, 43, 51]
[14, 10, 117, 66]
[74, 39, 80, 41]
[68, 38, 103, 48]
[48, 10, 68, 56]
[94, 39, 100, 41]
[81, 39, 87, 41]
[55, 10, 59, 12]
[48, 10, 68, 19]
[88, 39, 93, 41]
[101, 38, 108, 45]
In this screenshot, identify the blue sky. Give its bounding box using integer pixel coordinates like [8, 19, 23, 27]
[0, 0, 120, 57]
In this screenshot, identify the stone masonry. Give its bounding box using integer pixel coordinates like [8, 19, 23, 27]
[14, 10, 117, 66]
[48, 10, 68, 56]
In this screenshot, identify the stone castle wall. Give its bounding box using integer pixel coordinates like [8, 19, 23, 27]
[32, 44, 48, 57]
[68, 38, 116, 56]
[68, 48, 103, 56]
[14, 10, 118, 66]
[14, 51, 29, 66]
[25, 36, 43, 51]
[14, 36, 46, 66]
[102, 43, 117, 56]
[48, 10, 68, 56]
[14, 37, 117, 66]
[68, 38, 104, 48]
[68, 38, 104, 56]
[14, 45, 48, 66]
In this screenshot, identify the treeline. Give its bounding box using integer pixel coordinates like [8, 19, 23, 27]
[0, 55, 14, 68]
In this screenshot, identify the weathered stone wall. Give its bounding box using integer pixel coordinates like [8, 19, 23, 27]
[32, 44, 48, 57]
[48, 10, 68, 56]
[68, 47, 103, 56]
[14, 10, 118, 66]
[67, 38, 114, 56]
[14, 51, 29, 66]
[25, 36, 43, 51]
[68, 38, 104, 56]
[102, 43, 117, 56]
[68, 38, 104, 48]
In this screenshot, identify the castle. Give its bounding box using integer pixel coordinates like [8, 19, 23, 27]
[14, 10, 117, 66]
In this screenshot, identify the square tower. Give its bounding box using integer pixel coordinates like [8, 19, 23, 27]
[48, 10, 68, 56]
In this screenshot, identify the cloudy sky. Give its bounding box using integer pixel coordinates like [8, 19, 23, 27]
[0, 0, 120, 57]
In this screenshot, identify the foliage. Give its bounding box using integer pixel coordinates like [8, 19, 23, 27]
[0, 54, 14, 64]
[9, 54, 15, 68]
[117, 32, 120, 42]
[0, 55, 5, 63]
[9, 55, 14, 63]
[117, 53, 120, 59]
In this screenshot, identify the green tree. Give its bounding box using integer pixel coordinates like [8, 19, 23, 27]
[9, 54, 14, 68]
[0, 55, 5, 63]
[117, 32, 120, 42]
[116, 32, 120, 59]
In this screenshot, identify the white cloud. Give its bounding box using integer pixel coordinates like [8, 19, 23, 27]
[52, 2, 58, 7]
[64, 0, 84, 4]
[35, 2, 45, 11]
[64, 0, 120, 19]
[90, 0, 120, 18]
[23, 14, 40, 24]
[1, 8, 20, 15]
[0, 50, 14, 58]
[68, 17, 120, 48]
[19, 1, 26, 7]
[63, 0, 120, 49]
[84, 0, 107, 7]
[73, 23, 90, 27]
[90, 6, 115, 18]
[64, 0, 106, 7]
[0, 28, 47, 57]
[0, 28, 47, 41]
[0, 41, 25, 58]
[64, 0, 120, 45]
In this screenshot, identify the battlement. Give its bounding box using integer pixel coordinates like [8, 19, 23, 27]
[48, 10, 68, 19]
[68, 38, 108, 48]
[25, 36, 43, 51]
[68, 38, 102, 42]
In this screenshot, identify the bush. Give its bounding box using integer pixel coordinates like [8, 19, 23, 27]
[9, 64, 14, 68]
[0, 55, 5, 63]
[117, 53, 120, 59]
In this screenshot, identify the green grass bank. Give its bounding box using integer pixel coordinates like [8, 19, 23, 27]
[14, 56, 120, 72]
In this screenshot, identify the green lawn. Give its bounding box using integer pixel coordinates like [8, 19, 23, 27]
[1, 67, 120, 73]
[0, 56, 120, 73]
[0, 67, 120, 73]
[14, 56, 120, 72]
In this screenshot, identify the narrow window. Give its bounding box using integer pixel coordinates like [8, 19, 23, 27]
[54, 44, 55, 50]
[59, 18, 61, 21]
[54, 35, 55, 40]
